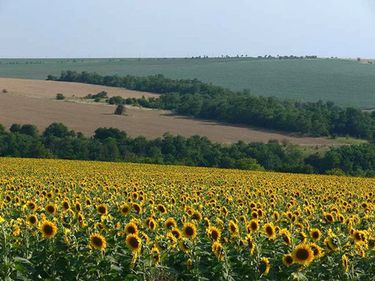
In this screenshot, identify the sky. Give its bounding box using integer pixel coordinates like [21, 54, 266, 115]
[0, 0, 374, 58]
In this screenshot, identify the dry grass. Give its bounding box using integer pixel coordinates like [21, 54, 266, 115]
[0, 77, 158, 99]
[0, 78, 343, 145]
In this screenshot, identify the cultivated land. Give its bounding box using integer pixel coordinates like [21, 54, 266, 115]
[0, 78, 345, 145]
[1, 58, 375, 108]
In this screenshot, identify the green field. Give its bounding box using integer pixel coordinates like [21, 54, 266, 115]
[1, 58, 375, 108]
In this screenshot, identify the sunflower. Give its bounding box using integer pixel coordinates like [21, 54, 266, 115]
[151, 245, 160, 264]
[324, 236, 339, 252]
[119, 204, 131, 215]
[97, 204, 108, 215]
[167, 232, 178, 245]
[299, 231, 308, 244]
[259, 257, 270, 276]
[191, 211, 202, 221]
[157, 204, 167, 214]
[246, 234, 256, 255]
[46, 203, 57, 216]
[171, 228, 182, 239]
[207, 226, 221, 242]
[126, 234, 142, 253]
[39, 220, 58, 239]
[27, 201, 36, 211]
[147, 217, 157, 231]
[341, 254, 349, 273]
[164, 217, 177, 229]
[352, 230, 367, 244]
[247, 219, 259, 233]
[75, 202, 82, 212]
[27, 214, 38, 226]
[62, 200, 70, 211]
[89, 233, 107, 251]
[182, 222, 197, 240]
[280, 228, 291, 245]
[282, 254, 294, 267]
[132, 203, 142, 214]
[323, 212, 334, 223]
[179, 238, 192, 253]
[228, 220, 239, 237]
[125, 222, 138, 235]
[263, 223, 276, 240]
[310, 228, 321, 241]
[291, 244, 314, 266]
[309, 243, 323, 258]
[185, 258, 193, 270]
[212, 241, 224, 261]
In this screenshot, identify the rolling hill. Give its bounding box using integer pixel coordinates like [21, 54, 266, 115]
[1, 58, 375, 108]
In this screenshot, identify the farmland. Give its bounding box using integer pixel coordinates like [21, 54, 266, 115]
[0, 158, 374, 280]
[0, 78, 343, 145]
[1, 58, 375, 108]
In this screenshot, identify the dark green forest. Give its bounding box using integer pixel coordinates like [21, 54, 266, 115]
[2, 122, 375, 177]
[48, 71, 375, 140]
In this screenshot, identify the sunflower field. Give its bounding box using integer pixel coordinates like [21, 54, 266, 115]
[0, 158, 374, 280]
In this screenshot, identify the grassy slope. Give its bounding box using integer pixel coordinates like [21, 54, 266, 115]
[1, 58, 375, 108]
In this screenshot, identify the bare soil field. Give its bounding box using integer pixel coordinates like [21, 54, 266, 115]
[0, 78, 343, 145]
[0, 77, 158, 99]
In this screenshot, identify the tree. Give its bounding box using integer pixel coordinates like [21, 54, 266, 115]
[56, 93, 65, 100]
[43, 123, 74, 138]
[114, 104, 125, 115]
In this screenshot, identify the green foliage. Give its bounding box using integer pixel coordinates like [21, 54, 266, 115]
[56, 93, 65, 100]
[1, 122, 375, 177]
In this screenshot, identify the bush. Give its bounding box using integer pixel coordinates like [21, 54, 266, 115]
[56, 93, 65, 100]
[108, 96, 125, 105]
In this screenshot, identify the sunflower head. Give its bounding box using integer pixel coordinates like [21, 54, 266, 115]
[291, 244, 314, 266]
[212, 241, 224, 261]
[246, 234, 256, 255]
[309, 243, 324, 258]
[151, 245, 160, 264]
[89, 233, 107, 251]
[282, 254, 294, 267]
[165, 217, 177, 229]
[259, 257, 270, 276]
[247, 219, 259, 233]
[125, 222, 139, 235]
[182, 222, 197, 240]
[228, 220, 239, 237]
[280, 228, 292, 245]
[341, 254, 349, 272]
[46, 204, 57, 215]
[310, 228, 321, 241]
[27, 214, 38, 226]
[119, 204, 130, 215]
[171, 228, 182, 239]
[39, 220, 58, 239]
[97, 204, 108, 215]
[126, 234, 142, 253]
[264, 223, 276, 240]
[207, 226, 221, 242]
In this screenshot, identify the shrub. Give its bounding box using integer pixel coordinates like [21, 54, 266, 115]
[56, 93, 65, 100]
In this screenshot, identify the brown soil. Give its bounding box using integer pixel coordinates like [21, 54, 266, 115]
[0, 77, 158, 99]
[0, 78, 341, 145]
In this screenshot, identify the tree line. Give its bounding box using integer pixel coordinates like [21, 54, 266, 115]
[48, 71, 375, 140]
[1, 122, 375, 177]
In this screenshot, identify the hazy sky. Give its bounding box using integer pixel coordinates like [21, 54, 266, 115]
[0, 0, 374, 58]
